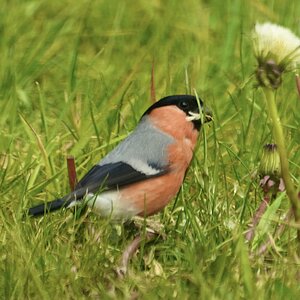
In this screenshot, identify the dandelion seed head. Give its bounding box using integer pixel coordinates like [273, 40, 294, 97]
[253, 22, 300, 69]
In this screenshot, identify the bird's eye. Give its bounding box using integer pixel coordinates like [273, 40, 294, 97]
[179, 101, 189, 109]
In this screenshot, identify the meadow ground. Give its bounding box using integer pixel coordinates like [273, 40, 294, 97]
[1, 0, 300, 299]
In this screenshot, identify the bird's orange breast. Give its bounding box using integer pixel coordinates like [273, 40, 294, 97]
[120, 106, 199, 216]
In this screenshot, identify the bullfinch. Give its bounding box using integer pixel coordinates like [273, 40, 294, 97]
[28, 95, 211, 219]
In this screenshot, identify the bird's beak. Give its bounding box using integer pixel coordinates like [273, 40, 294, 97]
[186, 106, 213, 123]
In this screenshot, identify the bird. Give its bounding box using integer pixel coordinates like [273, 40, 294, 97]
[28, 95, 212, 219]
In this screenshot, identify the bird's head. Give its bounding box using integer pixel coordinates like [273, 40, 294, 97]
[142, 95, 212, 130]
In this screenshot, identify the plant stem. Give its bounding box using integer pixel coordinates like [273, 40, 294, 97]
[116, 231, 157, 278]
[263, 87, 300, 226]
[245, 195, 271, 242]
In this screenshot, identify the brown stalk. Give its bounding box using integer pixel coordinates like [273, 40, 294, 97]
[151, 59, 156, 103]
[67, 156, 77, 191]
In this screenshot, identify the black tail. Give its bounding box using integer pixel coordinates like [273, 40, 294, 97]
[28, 198, 73, 217]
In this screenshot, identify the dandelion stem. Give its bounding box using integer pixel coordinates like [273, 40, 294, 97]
[263, 88, 300, 229]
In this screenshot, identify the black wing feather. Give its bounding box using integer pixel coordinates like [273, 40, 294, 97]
[28, 161, 167, 217]
[76, 161, 166, 192]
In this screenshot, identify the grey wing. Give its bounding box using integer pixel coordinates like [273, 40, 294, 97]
[99, 116, 174, 173]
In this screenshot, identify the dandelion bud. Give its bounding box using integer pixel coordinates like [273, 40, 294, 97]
[259, 144, 281, 181]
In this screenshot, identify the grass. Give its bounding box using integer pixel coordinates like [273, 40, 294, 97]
[1, 0, 300, 298]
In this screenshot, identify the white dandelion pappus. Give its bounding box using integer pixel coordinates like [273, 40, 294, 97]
[253, 22, 300, 69]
